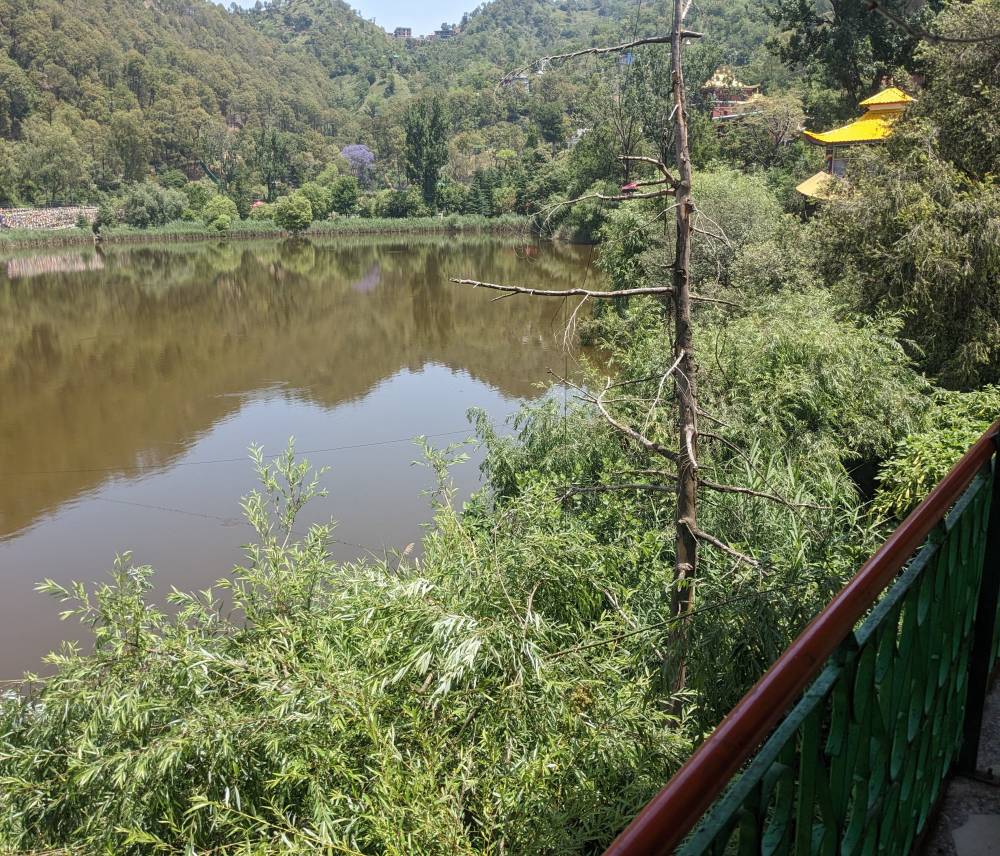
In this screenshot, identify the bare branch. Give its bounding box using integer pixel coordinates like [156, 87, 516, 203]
[450, 277, 738, 308]
[593, 382, 679, 463]
[450, 278, 674, 299]
[693, 206, 734, 249]
[638, 349, 686, 429]
[682, 518, 759, 567]
[696, 409, 734, 430]
[699, 478, 831, 511]
[550, 372, 680, 462]
[689, 294, 743, 308]
[620, 155, 680, 187]
[500, 33, 704, 87]
[692, 225, 730, 248]
[560, 482, 675, 501]
[600, 466, 830, 512]
[866, 0, 1000, 44]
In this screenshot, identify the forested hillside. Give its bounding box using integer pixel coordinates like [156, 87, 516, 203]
[0, 0, 347, 200]
[0, 0, 782, 212]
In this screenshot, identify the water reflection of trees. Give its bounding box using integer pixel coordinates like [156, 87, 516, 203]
[0, 237, 600, 538]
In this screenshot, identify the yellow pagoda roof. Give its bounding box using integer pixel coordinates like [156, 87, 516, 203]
[802, 109, 903, 146]
[859, 86, 914, 107]
[795, 170, 841, 200]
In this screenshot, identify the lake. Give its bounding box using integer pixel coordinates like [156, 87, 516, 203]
[0, 235, 600, 679]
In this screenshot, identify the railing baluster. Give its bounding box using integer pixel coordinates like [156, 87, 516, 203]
[957, 439, 1000, 775]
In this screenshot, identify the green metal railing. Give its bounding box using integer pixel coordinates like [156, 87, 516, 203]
[605, 422, 1000, 856]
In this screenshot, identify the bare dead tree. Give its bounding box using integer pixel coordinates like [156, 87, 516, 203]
[667, 0, 699, 695]
[450, 0, 777, 693]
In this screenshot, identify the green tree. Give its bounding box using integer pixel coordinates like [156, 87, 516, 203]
[530, 100, 567, 150]
[815, 122, 1000, 388]
[327, 175, 360, 215]
[299, 180, 332, 220]
[252, 127, 293, 202]
[109, 110, 152, 184]
[766, 0, 942, 102]
[202, 194, 239, 232]
[0, 140, 18, 207]
[719, 94, 806, 170]
[0, 56, 36, 138]
[16, 118, 91, 204]
[404, 96, 449, 208]
[913, 0, 1000, 180]
[273, 191, 313, 233]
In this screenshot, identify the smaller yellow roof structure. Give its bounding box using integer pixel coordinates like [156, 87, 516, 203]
[794, 170, 840, 200]
[858, 86, 914, 107]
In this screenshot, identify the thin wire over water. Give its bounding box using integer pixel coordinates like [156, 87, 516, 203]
[0, 429, 475, 478]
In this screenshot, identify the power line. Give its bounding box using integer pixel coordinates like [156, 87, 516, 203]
[93, 496, 386, 557]
[0, 430, 475, 478]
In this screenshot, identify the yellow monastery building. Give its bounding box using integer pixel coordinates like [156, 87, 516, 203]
[796, 85, 914, 199]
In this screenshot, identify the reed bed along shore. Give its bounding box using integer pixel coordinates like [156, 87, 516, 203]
[0, 215, 531, 251]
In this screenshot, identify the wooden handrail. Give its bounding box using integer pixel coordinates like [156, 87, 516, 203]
[604, 419, 1000, 856]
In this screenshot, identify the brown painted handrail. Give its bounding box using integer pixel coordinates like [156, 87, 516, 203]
[604, 418, 1000, 856]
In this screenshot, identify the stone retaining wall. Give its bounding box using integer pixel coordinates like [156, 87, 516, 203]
[0, 206, 99, 231]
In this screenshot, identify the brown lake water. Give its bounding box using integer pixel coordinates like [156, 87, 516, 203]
[0, 236, 599, 679]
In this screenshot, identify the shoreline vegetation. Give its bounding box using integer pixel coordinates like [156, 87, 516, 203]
[0, 214, 531, 251]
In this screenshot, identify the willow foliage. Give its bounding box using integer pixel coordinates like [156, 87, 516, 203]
[874, 386, 1000, 519]
[0, 443, 690, 854]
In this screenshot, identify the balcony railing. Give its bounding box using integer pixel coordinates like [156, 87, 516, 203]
[605, 420, 1000, 856]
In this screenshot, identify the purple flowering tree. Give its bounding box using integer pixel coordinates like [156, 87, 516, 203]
[341, 144, 376, 187]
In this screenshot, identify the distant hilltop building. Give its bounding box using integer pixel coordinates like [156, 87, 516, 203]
[435, 24, 457, 39]
[509, 74, 531, 93]
[703, 67, 760, 120]
[796, 84, 914, 199]
[393, 27, 411, 38]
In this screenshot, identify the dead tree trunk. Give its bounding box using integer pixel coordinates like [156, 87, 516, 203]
[456, 0, 717, 699]
[668, 0, 698, 692]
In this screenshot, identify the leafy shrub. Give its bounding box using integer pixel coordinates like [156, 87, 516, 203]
[158, 168, 188, 190]
[298, 180, 332, 220]
[247, 201, 274, 222]
[94, 196, 119, 230]
[437, 179, 469, 215]
[815, 122, 1000, 388]
[0, 444, 691, 853]
[380, 187, 427, 218]
[703, 290, 930, 462]
[182, 179, 218, 214]
[118, 182, 186, 228]
[326, 175, 359, 216]
[202, 195, 239, 232]
[554, 181, 612, 243]
[273, 192, 314, 233]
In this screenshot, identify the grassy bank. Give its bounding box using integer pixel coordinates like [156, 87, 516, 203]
[0, 214, 530, 250]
